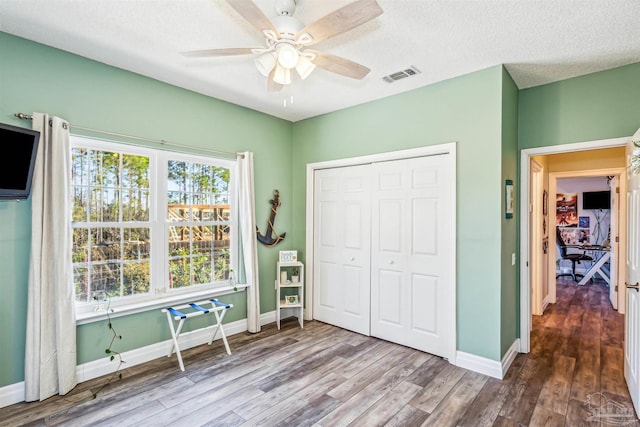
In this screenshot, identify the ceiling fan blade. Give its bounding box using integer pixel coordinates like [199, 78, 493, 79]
[308, 50, 371, 80]
[297, 0, 383, 46]
[226, 0, 278, 34]
[181, 47, 257, 57]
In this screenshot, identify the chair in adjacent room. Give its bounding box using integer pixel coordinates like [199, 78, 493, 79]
[556, 227, 593, 282]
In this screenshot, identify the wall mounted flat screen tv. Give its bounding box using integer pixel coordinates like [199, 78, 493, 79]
[0, 122, 40, 200]
[582, 190, 610, 210]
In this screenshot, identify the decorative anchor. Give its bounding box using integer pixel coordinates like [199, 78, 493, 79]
[256, 189, 286, 246]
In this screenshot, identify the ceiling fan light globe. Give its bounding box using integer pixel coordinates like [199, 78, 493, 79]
[295, 55, 316, 80]
[277, 44, 299, 69]
[255, 52, 277, 77]
[273, 65, 291, 85]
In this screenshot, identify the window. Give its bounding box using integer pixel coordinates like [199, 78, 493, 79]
[166, 160, 232, 288]
[71, 137, 236, 315]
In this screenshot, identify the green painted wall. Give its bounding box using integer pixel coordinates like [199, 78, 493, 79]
[0, 32, 292, 385]
[292, 66, 506, 361]
[6, 28, 637, 390]
[500, 68, 519, 356]
[519, 62, 640, 149]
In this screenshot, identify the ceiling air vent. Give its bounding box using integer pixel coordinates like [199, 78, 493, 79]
[382, 66, 421, 83]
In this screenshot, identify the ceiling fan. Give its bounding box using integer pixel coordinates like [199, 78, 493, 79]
[181, 0, 383, 91]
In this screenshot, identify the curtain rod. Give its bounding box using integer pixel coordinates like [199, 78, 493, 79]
[14, 113, 241, 159]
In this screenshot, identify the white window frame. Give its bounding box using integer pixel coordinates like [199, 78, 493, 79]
[71, 136, 240, 323]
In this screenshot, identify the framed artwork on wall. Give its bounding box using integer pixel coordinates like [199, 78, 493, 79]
[579, 216, 590, 228]
[556, 192, 578, 226]
[505, 179, 514, 219]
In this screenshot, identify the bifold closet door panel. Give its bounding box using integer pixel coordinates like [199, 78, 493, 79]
[370, 154, 453, 357]
[313, 165, 371, 336]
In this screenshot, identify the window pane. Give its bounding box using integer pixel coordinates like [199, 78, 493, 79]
[101, 188, 120, 222]
[89, 188, 102, 222]
[72, 148, 88, 185]
[214, 225, 231, 281]
[72, 229, 89, 263]
[169, 258, 190, 289]
[123, 189, 149, 222]
[123, 261, 150, 295]
[123, 228, 150, 260]
[168, 160, 189, 192]
[193, 254, 212, 284]
[169, 226, 190, 256]
[95, 151, 120, 187]
[122, 154, 149, 189]
[72, 186, 89, 222]
[91, 227, 122, 261]
[91, 263, 122, 298]
[74, 266, 89, 303]
[193, 225, 213, 255]
[167, 202, 191, 222]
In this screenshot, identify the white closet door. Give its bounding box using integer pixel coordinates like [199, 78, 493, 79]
[370, 155, 453, 357]
[313, 165, 371, 335]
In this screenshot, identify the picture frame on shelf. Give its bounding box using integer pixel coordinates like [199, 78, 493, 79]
[285, 295, 299, 305]
[279, 250, 297, 263]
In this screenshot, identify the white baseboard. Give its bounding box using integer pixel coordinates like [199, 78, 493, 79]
[501, 339, 520, 377]
[455, 339, 520, 379]
[0, 381, 25, 409]
[77, 316, 249, 383]
[1, 312, 279, 409]
[542, 294, 553, 313]
[260, 310, 276, 327]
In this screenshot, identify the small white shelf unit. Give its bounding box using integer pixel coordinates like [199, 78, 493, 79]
[276, 261, 304, 329]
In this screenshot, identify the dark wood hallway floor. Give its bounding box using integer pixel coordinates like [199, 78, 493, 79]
[0, 279, 636, 426]
[499, 278, 637, 426]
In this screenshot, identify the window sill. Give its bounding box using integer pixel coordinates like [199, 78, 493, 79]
[76, 284, 248, 325]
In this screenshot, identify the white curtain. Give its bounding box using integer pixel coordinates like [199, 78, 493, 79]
[238, 152, 261, 333]
[25, 113, 76, 401]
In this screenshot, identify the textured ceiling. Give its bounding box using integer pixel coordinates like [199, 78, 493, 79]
[1, 0, 640, 122]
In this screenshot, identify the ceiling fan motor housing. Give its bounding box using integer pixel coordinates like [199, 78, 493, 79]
[271, 15, 303, 40]
[275, 0, 296, 16]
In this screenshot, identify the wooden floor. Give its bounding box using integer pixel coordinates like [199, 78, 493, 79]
[1, 279, 637, 426]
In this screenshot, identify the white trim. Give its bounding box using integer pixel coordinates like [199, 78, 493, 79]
[542, 294, 553, 313]
[501, 339, 520, 378]
[77, 316, 247, 382]
[305, 142, 457, 363]
[0, 381, 24, 409]
[519, 136, 628, 353]
[455, 339, 519, 379]
[0, 311, 277, 408]
[260, 309, 276, 326]
[77, 285, 249, 324]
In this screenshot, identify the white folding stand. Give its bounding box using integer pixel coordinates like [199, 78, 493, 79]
[161, 298, 233, 371]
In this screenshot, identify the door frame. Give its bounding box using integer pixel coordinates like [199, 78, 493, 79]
[547, 169, 625, 308]
[530, 159, 544, 316]
[519, 136, 628, 353]
[305, 142, 457, 362]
